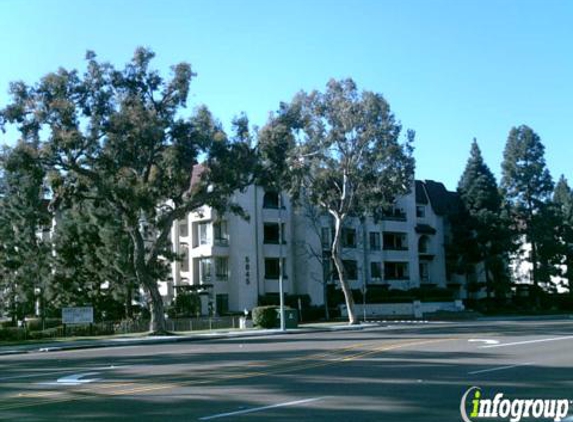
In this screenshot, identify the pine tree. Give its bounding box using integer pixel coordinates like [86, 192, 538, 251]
[49, 199, 139, 321]
[0, 142, 51, 324]
[501, 125, 554, 293]
[456, 139, 511, 299]
[553, 175, 573, 294]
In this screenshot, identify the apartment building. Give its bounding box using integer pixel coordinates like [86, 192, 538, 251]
[164, 180, 461, 315]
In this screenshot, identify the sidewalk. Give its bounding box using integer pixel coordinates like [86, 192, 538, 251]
[0, 322, 379, 356]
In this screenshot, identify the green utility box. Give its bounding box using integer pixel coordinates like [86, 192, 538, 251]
[277, 309, 299, 328]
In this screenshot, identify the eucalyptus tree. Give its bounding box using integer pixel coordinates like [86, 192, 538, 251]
[1, 48, 256, 333]
[259, 79, 415, 324]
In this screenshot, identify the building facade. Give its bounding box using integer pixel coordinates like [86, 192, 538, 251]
[162, 180, 462, 315]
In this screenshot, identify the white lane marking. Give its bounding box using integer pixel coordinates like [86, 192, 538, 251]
[481, 335, 573, 348]
[0, 365, 120, 382]
[0, 372, 64, 382]
[468, 362, 534, 375]
[39, 372, 101, 386]
[469, 339, 500, 345]
[39, 347, 62, 352]
[198, 397, 326, 420]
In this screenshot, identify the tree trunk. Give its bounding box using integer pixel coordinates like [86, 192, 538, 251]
[530, 238, 541, 308]
[131, 223, 168, 334]
[125, 279, 133, 319]
[526, 199, 540, 307]
[144, 277, 167, 333]
[567, 253, 573, 297]
[332, 216, 358, 325]
[323, 278, 330, 321]
[530, 239, 539, 288]
[484, 259, 491, 300]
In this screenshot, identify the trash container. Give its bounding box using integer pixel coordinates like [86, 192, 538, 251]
[277, 309, 298, 328]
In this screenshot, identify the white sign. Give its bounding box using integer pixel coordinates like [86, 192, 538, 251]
[62, 307, 94, 324]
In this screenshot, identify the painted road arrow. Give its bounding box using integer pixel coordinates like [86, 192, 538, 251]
[39, 372, 101, 386]
[468, 339, 500, 345]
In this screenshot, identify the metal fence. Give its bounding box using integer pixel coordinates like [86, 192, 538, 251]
[0, 316, 244, 341]
[164, 316, 242, 332]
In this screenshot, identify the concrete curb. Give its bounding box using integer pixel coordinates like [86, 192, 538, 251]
[0, 323, 378, 356]
[476, 314, 573, 322]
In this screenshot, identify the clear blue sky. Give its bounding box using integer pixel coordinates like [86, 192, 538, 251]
[1, 0, 571, 190]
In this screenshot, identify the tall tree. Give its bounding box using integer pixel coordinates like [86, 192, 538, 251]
[49, 199, 139, 321]
[1, 48, 256, 333]
[553, 175, 573, 294]
[259, 79, 415, 324]
[501, 125, 554, 293]
[0, 142, 51, 324]
[456, 139, 511, 298]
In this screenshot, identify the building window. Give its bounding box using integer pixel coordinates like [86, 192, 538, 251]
[322, 251, 333, 281]
[179, 216, 189, 237]
[384, 262, 409, 280]
[198, 222, 210, 246]
[342, 260, 358, 280]
[419, 262, 429, 282]
[213, 220, 229, 246]
[371, 261, 382, 280]
[215, 257, 228, 281]
[418, 235, 430, 253]
[180, 243, 189, 272]
[263, 191, 280, 209]
[416, 205, 426, 218]
[369, 232, 381, 251]
[383, 232, 408, 250]
[216, 294, 229, 315]
[321, 227, 331, 250]
[199, 258, 212, 283]
[382, 205, 407, 221]
[342, 228, 357, 248]
[264, 258, 287, 279]
[263, 223, 285, 244]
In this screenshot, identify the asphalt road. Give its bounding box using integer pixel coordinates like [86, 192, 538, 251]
[1, 319, 573, 421]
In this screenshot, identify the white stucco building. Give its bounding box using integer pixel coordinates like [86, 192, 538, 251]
[163, 179, 462, 315]
[510, 240, 569, 294]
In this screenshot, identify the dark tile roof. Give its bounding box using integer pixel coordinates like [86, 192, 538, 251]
[421, 180, 461, 216]
[415, 180, 429, 205]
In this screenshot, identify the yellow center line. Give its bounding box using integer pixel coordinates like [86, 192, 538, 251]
[11, 382, 136, 399]
[0, 337, 455, 411]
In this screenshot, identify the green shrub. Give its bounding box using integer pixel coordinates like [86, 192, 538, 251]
[0, 327, 23, 341]
[302, 306, 326, 322]
[26, 318, 62, 331]
[167, 292, 201, 318]
[252, 306, 279, 328]
[327, 285, 456, 305]
[64, 323, 114, 337]
[0, 320, 16, 329]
